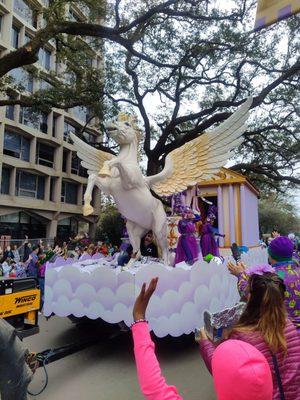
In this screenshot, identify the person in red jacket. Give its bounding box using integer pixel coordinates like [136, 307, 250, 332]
[131, 278, 273, 400]
[199, 273, 300, 400]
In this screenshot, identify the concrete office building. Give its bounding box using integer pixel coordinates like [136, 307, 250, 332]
[0, 0, 102, 240]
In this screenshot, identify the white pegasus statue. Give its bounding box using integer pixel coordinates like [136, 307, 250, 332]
[71, 97, 253, 265]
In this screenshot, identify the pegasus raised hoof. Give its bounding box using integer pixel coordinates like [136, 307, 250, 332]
[71, 98, 253, 266]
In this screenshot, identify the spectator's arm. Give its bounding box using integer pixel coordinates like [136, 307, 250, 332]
[24, 255, 32, 267]
[23, 242, 30, 262]
[132, 322, 182, 400]
[198, 339, 216, 374]
[16, 242, 24, 251]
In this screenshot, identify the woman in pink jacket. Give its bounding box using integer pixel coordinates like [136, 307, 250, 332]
[132, 278, 273, 400]
[200, 272, 300, 400]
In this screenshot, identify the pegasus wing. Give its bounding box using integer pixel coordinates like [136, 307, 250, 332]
[148, 97, 253, 197]
[70, 133, 115, 175]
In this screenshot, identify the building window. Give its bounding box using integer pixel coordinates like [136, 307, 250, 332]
[16, 171, 45, 199]
[71, 154, 87, 177]
[24, 32, 31, 44]
[20, 212, 30, 223]
[27, 75, 34, 92]
[1, 167, 10, 194]
[40, 112, 48, 133]
[71, 153, 79, 175]
[11, 25, 20, 48]
[9, 68, 33, 93]
[73, 106, 84, 121]
[61, 181, 65, 202]
[39, 48, 51, 70]
[62, 150, 68, 172]
[64, 121, 79, 142]
[36, 142, 54, 168]
[50, 177, 56, 201]
[3, 131, 30, 161]
[5, 102, 14, 120]
[19, 107, 33, 127]
[37, 175, 45, 199]
[44, 49, 51, 70]
[13, 0, 37, 27]
[20, 107, 48, 132]
[83, 131, 96, 144]
[61, 181, 78, 204]
[72, 106, 92, 122]
[52, 115, 58, 137]
[0, 213, 20, 223]
[19, 107, 39, 129]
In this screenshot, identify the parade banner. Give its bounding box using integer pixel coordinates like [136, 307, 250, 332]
[255, 0, 300, 30]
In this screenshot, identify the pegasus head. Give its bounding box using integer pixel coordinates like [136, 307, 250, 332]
[106, 113, 140, 145]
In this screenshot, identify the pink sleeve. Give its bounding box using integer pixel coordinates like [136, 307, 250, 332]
[198, 339, 216, 374]
[132, 322, 183, 400]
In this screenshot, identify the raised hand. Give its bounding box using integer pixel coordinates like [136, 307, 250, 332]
[133, 277, 158, 321]
[227, 260, 246, 276]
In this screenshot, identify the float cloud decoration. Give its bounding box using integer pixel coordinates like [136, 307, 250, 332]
[71, 98, 253, 264]
[44, 248, 267, 337]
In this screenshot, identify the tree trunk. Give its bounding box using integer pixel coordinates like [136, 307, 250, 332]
[146, 157, 161, 176]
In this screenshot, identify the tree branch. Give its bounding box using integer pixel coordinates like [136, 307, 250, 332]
[125, 53, 152, 156]
[231, 163, 300, 185]
[114, 0, 122, 29]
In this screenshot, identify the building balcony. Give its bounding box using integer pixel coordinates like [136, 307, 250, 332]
[0, 193, 86, 214]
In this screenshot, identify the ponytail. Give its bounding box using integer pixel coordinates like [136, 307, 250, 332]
[235, 273, 287, 353]
[258, 278, 287, 353]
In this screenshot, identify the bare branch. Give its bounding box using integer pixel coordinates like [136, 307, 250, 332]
[114, 0, 122, 29]
[231, 163, 300, 185]
[125, 53, 152, 155]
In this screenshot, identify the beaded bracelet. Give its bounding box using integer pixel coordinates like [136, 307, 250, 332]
[131, 319, 148, 328]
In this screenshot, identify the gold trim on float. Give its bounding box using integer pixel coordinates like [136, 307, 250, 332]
[234, 184, 242, 246]
[195, 168, 260, 197]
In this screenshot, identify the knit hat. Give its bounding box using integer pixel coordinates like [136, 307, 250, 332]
[212, 340, 273, 400]
[268, 236, 294, 262]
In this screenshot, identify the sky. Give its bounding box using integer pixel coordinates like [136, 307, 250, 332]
[295, 191, 300, 215]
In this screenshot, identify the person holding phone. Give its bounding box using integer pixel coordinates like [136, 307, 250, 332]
[228, 236, 300, 332]
[131, 278, 273, 400]
[199, 273, 300, 400]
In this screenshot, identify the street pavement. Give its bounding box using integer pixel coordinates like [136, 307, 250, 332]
[24, 316, 216, 400]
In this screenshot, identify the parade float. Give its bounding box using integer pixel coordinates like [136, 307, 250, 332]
[167, 167, 260, 254]
[44, 97, 268, 337]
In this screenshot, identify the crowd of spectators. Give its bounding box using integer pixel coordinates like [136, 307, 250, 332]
[0, 234, 119, 278]
[0, 233, 120, 310]
[0, 230, 158, 308]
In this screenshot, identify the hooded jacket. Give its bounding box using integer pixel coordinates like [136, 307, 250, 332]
[199, 320, 300, 400]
